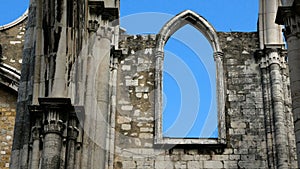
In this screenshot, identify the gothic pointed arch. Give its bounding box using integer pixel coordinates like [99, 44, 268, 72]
[156, 10, 222, 53]
[0, 63, 20, 92]
[154, 10, 226, 145]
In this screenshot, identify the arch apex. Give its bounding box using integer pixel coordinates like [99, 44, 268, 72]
[156, 10, 222, 53]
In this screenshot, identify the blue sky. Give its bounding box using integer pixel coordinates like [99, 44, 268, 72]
[121, 0, 259, 32]
[1, 1, 259, 138]
[0, 0, 259, 32]
[0, 0, 29, 26]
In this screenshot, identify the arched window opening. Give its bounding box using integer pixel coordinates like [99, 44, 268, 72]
[162, 25, 217, 138]
[154, 10, 225, 145]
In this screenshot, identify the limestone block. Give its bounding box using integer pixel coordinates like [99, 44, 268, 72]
[121, 124, 131, 131]
[154, 161, 174, 169]
[117, 116, 132, 124]
[187, 161, 203, 169]
[203, 161, 223, 168]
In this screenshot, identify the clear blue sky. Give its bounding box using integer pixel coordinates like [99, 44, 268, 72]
[121, 0, 259, 32]
[1, 1, 258, 138]
[0, 0, 259, 31]
[0, 0, 29, 26]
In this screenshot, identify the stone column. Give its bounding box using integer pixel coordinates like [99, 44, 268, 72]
[66, 111, 79, 169]
[265, 0, 283, 44]
[214, 52, 226, 143]
[257, 50, 276, 169]
[276, 2, 300, 166]
[29, 105, 43, 169]
[260, 47, 289, 168]
[39, 98, 71, 169]
[259, 0, 289, 167]
[154, 50, 163, 143]
[93, 25, 113, 169]
[107, 49, 121, 169]
[82, 25, 113, 168]
[268, 49, 288, 169]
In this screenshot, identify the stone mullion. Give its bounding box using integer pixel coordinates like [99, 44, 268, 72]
[154, 50, 163, 143]
[214, 52, 226, 143]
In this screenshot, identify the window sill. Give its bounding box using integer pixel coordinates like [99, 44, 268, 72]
[154, 137, 226, 146]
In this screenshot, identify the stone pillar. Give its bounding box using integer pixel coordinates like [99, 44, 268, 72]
[268, 49, 288, 169]
[259, 47, 289, 168]
[257, 50, 276, 169]
[39, 98, 71, 169]
[214, 52, 226, 143]
[107, 49, 121, 169]
[93, 25, 113, 169]
[259, 0, 290, 167]
[265, 0, 283, 44]
[259, 0, 284, 49]
[82, 24, 113, 168]
[276, 1, 300, 166]
[29, 105, 43, 169]
[74, 106, 84, 169]
[66, 111, 80, 169]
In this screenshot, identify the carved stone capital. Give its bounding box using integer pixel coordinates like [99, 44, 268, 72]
[38, 98, 72, 135]
[110, 48, 122, 70]
[43, 110, 66, 134]
[31, 126, 41, 140]
[29, 105, 43, 140]
[67, 111, 80, 140]
[155, 50, 164, 58]
[88, 20, 99, 32]
[257, 47, 287, 69]
[213, 52, 224, 61]
[276, 2, 300, 38]
[67, 126, 79, 140]
[96, 26, 113, 40]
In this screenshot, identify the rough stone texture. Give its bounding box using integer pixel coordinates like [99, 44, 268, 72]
[0, 12, 26, 169]
[2, 1, 298, 168]
[0, 20, 26, 70]
[276, 0, 300, 166]
[0, 85, 17, 169]
[112, 32, 297, 168]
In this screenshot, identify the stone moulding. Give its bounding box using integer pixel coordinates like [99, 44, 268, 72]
[154, 10, 226, 146]
[0, 63, 20, 91]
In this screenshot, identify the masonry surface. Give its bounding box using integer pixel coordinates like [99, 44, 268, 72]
[0, 85, 17, 168]
[112, 32, 297, 168]
[3, 0, 300, 169]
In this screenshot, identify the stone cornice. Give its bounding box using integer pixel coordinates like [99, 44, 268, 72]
[276, 2, 300, 38]
[256, 45, 287, 69]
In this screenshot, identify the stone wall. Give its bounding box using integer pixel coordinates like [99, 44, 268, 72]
[112, 32, 297, 168]
[0, 85, 17, 169]
[0, 21, 26, 70]
[0, 15, 26, 169]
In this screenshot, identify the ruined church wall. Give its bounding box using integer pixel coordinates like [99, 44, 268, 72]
[113, 32, 297, 168]
[0, 18, 26, 169]
[0, 85, 17, 169]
